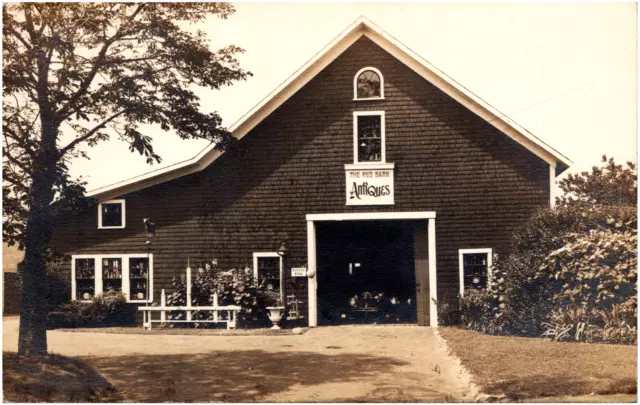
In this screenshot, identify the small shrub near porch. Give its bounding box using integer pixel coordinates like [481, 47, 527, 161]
[167, 260, 272, 328]
[47, 290, 135, 328]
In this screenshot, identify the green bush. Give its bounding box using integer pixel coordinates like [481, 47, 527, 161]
[460, 157, 638, 344]
[433, 298, 459, 326]
[46, 254, 71, 312]
[462, 208, 637, 344]
[11, 252, 72, 313]
[459, 264, 511, 335]
[538, 226, 636, 308]
[48, 289, 132, 328]
[500, 204, 635, 334]
[167, 260, 267, 327]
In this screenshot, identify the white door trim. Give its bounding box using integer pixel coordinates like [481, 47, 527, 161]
[306, 211, 436, 221]
[306, 211, 437, 327]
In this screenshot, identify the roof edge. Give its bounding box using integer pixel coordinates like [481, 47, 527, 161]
[88, 16, 571, 201]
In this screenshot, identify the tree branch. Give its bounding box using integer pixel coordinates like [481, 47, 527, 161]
[5, 24, 32, 50]
[58, 109, 128, 156]
[3, 145, 32, 173]
[56, 3, 146, 118]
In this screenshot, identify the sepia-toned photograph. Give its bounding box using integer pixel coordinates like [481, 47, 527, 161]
[2, 2, 637, 403]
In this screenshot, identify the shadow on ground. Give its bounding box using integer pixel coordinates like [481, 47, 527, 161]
[84, 349, 408, 402]
[3, 352, 120, 402]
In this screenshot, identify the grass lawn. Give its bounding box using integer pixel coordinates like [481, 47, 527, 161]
[3, 352, 120, 402]
[439, 327, 637, 400]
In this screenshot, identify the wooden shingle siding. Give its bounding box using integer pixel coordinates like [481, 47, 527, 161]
[51, 37, 549, 317]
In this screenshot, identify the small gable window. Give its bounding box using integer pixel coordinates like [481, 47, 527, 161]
[98, 199, 125, 229]
[354, 67, 384, 100]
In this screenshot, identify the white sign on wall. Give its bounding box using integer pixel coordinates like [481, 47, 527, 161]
[291, 267, 307, 277]
[345, 164, 395, 206]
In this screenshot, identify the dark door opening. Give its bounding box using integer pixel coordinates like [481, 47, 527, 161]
[316, 220, 417, 325]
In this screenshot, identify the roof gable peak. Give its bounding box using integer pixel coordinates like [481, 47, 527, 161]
[88, 16, 570, 200]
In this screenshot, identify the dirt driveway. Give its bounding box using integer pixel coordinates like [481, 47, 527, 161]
[3, 318, 472, 402]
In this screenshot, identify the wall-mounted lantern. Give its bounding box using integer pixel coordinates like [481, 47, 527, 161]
[276, 241, 290, 258]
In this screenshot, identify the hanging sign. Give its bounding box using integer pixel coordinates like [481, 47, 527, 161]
[291, 267, 307, 277]
[345, 165, 394, 205]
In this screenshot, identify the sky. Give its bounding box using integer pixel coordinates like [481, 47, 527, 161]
[70, 2, 638, 198]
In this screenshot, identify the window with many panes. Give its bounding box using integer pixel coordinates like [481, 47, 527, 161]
[72, 254, 153, 302]
[354, 112, 385, 163]
[98, 200, 125, 229]
[75, 258, 96, 301]
[458, 248, 492, 296]
[102, 258, 122, 293]
[129, 257, 150, 301]
[253, 253, 283, 300]
[354, 67, 384, 100]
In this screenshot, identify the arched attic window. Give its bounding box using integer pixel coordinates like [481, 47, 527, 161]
[353, 67, 384, 100]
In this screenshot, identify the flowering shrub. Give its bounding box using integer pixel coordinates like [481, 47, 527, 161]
[259, 289, 283, 307]
[167, 259, 266, 326]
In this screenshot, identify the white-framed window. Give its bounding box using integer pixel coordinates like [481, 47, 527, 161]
[353, 67, 384, 100]
[71, 253, 153, 303]
[253, 252, 284, 302]
[98, 199, 126, 229]
[353, 111, 386, 164]
[458, 248, 492, 296]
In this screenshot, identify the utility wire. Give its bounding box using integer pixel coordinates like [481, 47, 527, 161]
[499, 80, 597, 120]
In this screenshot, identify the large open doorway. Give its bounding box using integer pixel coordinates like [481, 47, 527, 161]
[316, 220, 418, 325]
[306, 212, 437, 327]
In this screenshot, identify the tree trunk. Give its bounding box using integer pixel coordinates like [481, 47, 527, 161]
[17, 128, 58, 356]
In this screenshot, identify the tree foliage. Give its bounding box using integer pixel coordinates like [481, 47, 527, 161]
[556, 155, 637, 207]
[2, 3, 250, 355]
[3, 3, 250, 248]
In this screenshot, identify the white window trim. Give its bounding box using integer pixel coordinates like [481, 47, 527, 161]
[71, 253, 153, 303]
[98, 199, 126, 229]
[458, 248, 493, 297]
[353, 66, 385, 101]
[253, 252, 284, 303]
[353, 110, 386, 164]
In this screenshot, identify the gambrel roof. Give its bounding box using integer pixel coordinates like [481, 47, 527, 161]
[88, 17, 572, 201]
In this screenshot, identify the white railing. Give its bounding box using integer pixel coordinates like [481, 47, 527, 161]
[137, 264, 241, 330]
[138, 289, 241, 330]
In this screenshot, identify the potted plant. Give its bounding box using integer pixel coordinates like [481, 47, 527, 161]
[261, 290, 285, 329]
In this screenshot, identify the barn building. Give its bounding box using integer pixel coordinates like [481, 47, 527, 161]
[51, 18, 571, 327]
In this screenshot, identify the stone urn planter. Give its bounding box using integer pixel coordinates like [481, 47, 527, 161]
[266, 306, 285, 329]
